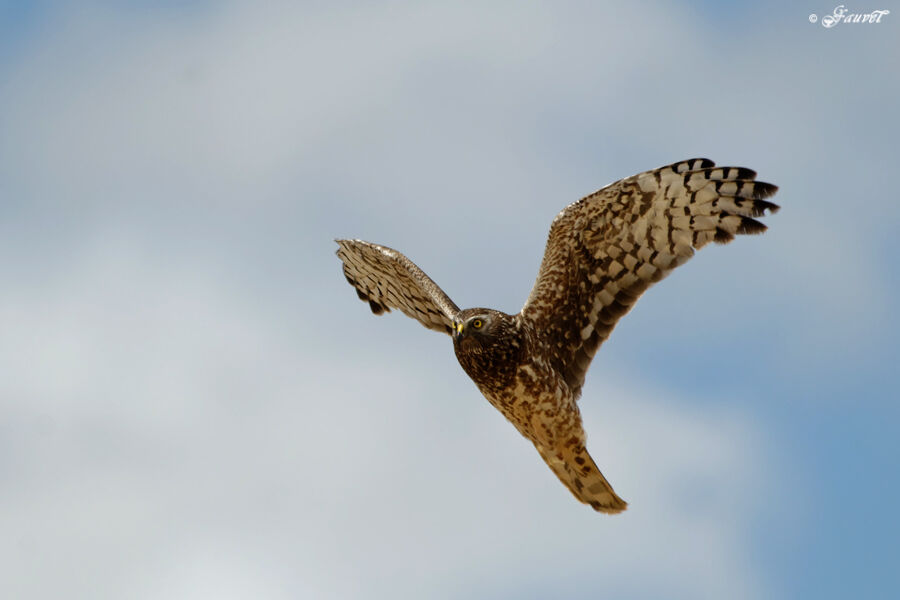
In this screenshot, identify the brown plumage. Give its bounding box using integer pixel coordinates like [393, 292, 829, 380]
[335, 158, 779, 514]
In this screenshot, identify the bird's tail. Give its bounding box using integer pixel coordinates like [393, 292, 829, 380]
[536, 443, 628, 514]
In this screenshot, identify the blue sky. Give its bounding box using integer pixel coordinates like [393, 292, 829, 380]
[1, 1, 898, 598]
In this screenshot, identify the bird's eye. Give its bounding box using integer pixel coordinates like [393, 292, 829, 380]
[472, 318, 483, 329]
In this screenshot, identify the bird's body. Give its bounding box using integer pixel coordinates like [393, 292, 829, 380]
[336, 158, 779, 514]
[451, 309, 626, 511]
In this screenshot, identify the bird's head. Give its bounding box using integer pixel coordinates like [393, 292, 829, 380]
[452, 308, 522, 390]
[452, 308, 516, 353]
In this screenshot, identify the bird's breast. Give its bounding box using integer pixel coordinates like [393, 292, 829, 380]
[454, 339, 518, 393]
[476, 362, 571, 445]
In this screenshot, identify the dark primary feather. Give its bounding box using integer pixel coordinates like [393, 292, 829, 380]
[519, 158, 779, 396]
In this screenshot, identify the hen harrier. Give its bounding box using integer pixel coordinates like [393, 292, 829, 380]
[336, 158, 778, 513]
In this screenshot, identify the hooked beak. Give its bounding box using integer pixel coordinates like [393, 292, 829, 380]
[453, 321, 463, 340]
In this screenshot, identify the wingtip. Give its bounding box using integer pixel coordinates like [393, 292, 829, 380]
[752, 181, 779, 200]
[589, 496, 628, 514]
[737, 216, 768, 235]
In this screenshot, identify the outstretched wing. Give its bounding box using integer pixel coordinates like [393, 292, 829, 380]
[520, 158, 779, 395]
[336, 239, 460, 335]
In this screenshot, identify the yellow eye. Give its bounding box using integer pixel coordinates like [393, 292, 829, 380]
[472, 318, 483, 329]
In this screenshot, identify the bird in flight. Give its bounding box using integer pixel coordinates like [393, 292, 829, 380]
[336, 158, 778, 513]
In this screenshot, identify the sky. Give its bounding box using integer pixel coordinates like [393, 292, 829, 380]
[0, 1, 898, 598]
